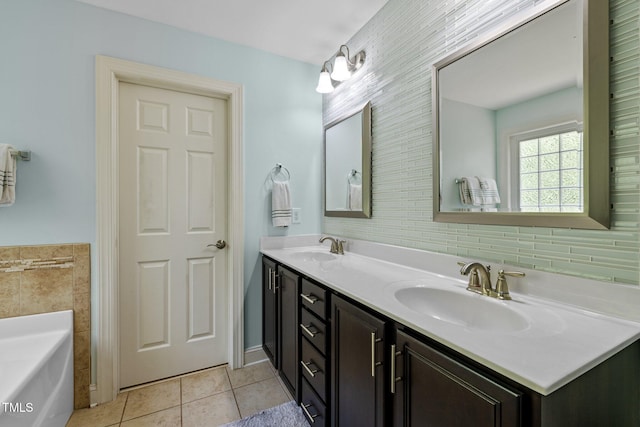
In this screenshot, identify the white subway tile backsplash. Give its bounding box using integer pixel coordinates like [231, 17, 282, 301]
[323, 0, 640, 285]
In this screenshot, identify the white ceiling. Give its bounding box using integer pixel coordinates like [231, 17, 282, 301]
[440, 0, 582, 110]
[75, 0, 388, 66]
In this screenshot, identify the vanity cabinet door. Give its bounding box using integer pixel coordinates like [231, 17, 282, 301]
[262, 257, 278, 367]
[278, 265, 299, 400]
[331, 295, 387, 427]
[392, 329, 522, 427]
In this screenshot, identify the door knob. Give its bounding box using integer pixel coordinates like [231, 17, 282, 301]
[208, 240, 227, 249]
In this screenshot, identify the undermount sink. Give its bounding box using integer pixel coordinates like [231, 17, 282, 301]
[394, 286, 530, 332]
[288, 251, 337, 262]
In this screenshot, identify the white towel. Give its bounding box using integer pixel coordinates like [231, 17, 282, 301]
[271, 181, 292, 227]
[458, 176, 480, 206]
[475, 176, 501, 205]
[348, 183, 362, 211]
[459, 176, 500, 206]
[0, 144, 16, 206]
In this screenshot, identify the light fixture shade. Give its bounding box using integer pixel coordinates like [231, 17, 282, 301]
[315, 70, 334, 93]
[331, 54, 351, 81]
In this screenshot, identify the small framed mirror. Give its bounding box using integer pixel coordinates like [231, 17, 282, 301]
[432, 0, 609, 229]
[324, 102, 372, 218]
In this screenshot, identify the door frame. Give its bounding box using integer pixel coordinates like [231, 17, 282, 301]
[95, 55, 244, 404]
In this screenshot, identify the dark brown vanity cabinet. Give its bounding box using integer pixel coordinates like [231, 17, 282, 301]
[262, 258, 640, 427]
[261, 257, 277, 366]
[331, 295, 387, 427]
[261, 257, 299, 399]
[392, 329, 521, 427]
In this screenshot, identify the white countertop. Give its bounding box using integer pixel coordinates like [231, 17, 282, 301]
[260, 236, 640, 396]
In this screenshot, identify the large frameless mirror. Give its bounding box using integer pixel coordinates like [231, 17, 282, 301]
[433, 0, 609, 229]
[324, 102, 372, 218]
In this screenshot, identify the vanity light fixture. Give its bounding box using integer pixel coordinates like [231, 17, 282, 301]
[315, 44, 366, 93]
[315, 61, 335, 93]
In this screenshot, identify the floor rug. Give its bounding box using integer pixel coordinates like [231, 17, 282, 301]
[221, 401, 311, 427]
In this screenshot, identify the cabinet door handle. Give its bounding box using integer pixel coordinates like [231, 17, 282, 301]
[390, 344, 403, 394]
[267, 267, 272, 290]
[301, 360, 319, 377]
[300, 323, 318, 338]
[301, 403, 318, 423]
[300, 293, 318, 304]
[371, 332, 383, 377]
[272, 270, 278, 294]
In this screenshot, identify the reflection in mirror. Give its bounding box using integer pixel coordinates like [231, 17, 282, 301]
[325, 102, 372, 218]
[433, 0, 609, 229]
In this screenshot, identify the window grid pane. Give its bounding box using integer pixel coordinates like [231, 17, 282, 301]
[519, 131, 583, 212]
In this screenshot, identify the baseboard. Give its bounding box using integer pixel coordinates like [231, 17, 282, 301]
[244, 345, 268, 366]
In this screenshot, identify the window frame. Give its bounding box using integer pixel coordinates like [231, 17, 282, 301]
[509, 121, 584, 212]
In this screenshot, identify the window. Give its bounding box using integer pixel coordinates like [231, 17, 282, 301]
[513, 125, 583, 212]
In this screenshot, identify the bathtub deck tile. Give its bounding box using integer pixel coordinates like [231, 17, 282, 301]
[75, 367, 91, 409]
[19, 243, 73, 260]
[73, 330, 91, 371]
[0, 272, 20, 318]
[19, 268, 73, 315]
[73, 291, 91, 333]
[0, 246, 20, 261]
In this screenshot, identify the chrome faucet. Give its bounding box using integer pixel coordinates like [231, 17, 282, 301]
[319, 236, 345, 255]
[458, 261, 525, 300]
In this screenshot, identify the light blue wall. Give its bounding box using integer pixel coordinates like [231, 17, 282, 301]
[0, 0, 323, 376]
[440, 98, 496, 210]
[495, 86, 583, 144]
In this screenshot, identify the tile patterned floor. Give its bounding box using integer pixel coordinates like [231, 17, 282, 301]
[66, 361, 292, 427]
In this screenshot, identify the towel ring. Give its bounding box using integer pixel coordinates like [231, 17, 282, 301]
[347, 169, 361, 184]
[270, 163, 291, 183]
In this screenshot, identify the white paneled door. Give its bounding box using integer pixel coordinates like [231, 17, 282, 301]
[118, 82, 228, 388]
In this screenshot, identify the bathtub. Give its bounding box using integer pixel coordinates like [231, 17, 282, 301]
[0, 310, 74, 427]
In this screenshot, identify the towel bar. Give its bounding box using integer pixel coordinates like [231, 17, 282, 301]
[9, 149, 31, 161]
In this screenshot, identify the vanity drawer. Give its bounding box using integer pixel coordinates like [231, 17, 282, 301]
[300, 308, 326, 354]
[301, 279, 327, 320]
[301, 336, 327, 403]
[301, 378, 327, 427]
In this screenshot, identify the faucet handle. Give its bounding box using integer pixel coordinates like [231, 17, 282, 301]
[494, 270, 525, 300]
[336, 239, 346, 255]
[501, 271, 525, 278]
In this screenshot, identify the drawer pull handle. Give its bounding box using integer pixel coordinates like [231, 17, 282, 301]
[301, 293, 318, 304]
[300, 323, 318, 338]
[301, 360, 319, 377]
[301, 403, 318, 423]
